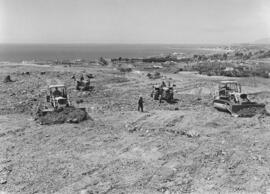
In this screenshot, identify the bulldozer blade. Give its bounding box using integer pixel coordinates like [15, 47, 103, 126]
[41, 108, 54, 115]
[230, 103, 266, 117]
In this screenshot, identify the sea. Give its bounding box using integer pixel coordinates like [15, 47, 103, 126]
[0, 44, 224, 62]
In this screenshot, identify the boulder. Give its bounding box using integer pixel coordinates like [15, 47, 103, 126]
[3, 75, 13, 83]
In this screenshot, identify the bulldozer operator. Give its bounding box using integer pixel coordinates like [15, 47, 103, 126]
[158, 81, 167, 104]
[53, 87, 62, 97]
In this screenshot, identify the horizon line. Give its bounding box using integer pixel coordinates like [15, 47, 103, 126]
[0, 42, 255, 45]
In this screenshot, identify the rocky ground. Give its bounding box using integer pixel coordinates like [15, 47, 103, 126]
[1, 62, 270, 194]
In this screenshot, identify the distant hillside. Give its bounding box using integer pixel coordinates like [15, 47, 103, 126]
[254, 37, 270, 44]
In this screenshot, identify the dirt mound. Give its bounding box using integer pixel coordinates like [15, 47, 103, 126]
[37, 106, 89, 125]
[147, 72, 161, 79]
[237, 106, 266, 117]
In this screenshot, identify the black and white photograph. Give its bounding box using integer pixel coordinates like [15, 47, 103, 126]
[1, 0, 270, 193]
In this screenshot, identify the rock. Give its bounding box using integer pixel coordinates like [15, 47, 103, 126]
[71, 118, 79, 123]
[158, 187, 169, 193]
[0, 176, 7, 184]
[31, 98, 37, 101]
[22, 72, 30, 75]
[80, 190, 92, 194]
[76, 99, 84, 104]
[127, 124, 138, 133]
[86, 73, 94, 79]
[0, 168, 10, 185]
[128, 127, 136, 133]
[186, 130, 200, 137]
[3, 75, 13, 83]
[82, 92, 89, 97]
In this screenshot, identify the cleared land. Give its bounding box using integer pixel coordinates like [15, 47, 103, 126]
[1, 62, 270, 194]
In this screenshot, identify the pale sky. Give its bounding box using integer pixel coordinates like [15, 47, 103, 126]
[0, 0, 270, 44]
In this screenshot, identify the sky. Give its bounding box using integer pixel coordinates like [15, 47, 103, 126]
[0, 0, 270, 44]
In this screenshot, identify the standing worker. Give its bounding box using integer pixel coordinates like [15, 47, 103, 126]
[138, 95, 144, 112]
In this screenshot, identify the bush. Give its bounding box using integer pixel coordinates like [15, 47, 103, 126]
[118, 67, 132, 73]
[99, 57, 108, 66]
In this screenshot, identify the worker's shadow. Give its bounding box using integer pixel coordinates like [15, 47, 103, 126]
[80, 86, 95, 91]
[163, 98, 179, 104]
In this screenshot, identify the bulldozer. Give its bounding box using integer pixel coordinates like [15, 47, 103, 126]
[213, 81, 265, 117]
[72, 75, 93, 91]
[151, 85, 174, 102]
[39, 84, 71, 115]
[35, 84, 88, 124]
[160, 86, 174, 102]
[75, 80, 91, 91]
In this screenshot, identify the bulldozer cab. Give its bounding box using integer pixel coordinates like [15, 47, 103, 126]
[219, 81, 241, 92]
[214, 81, 266, 117]
[47, 85, 70, 108]
[219, 81, 241, 98]
[49, 85, 67, 98]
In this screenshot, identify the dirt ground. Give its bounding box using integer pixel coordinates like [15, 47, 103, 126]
[1, 62, 270, 194]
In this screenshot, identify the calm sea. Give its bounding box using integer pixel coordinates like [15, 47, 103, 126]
[0, 44, 221, 62]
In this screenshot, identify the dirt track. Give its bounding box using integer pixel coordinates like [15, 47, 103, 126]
[1, 63, 270, 193]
